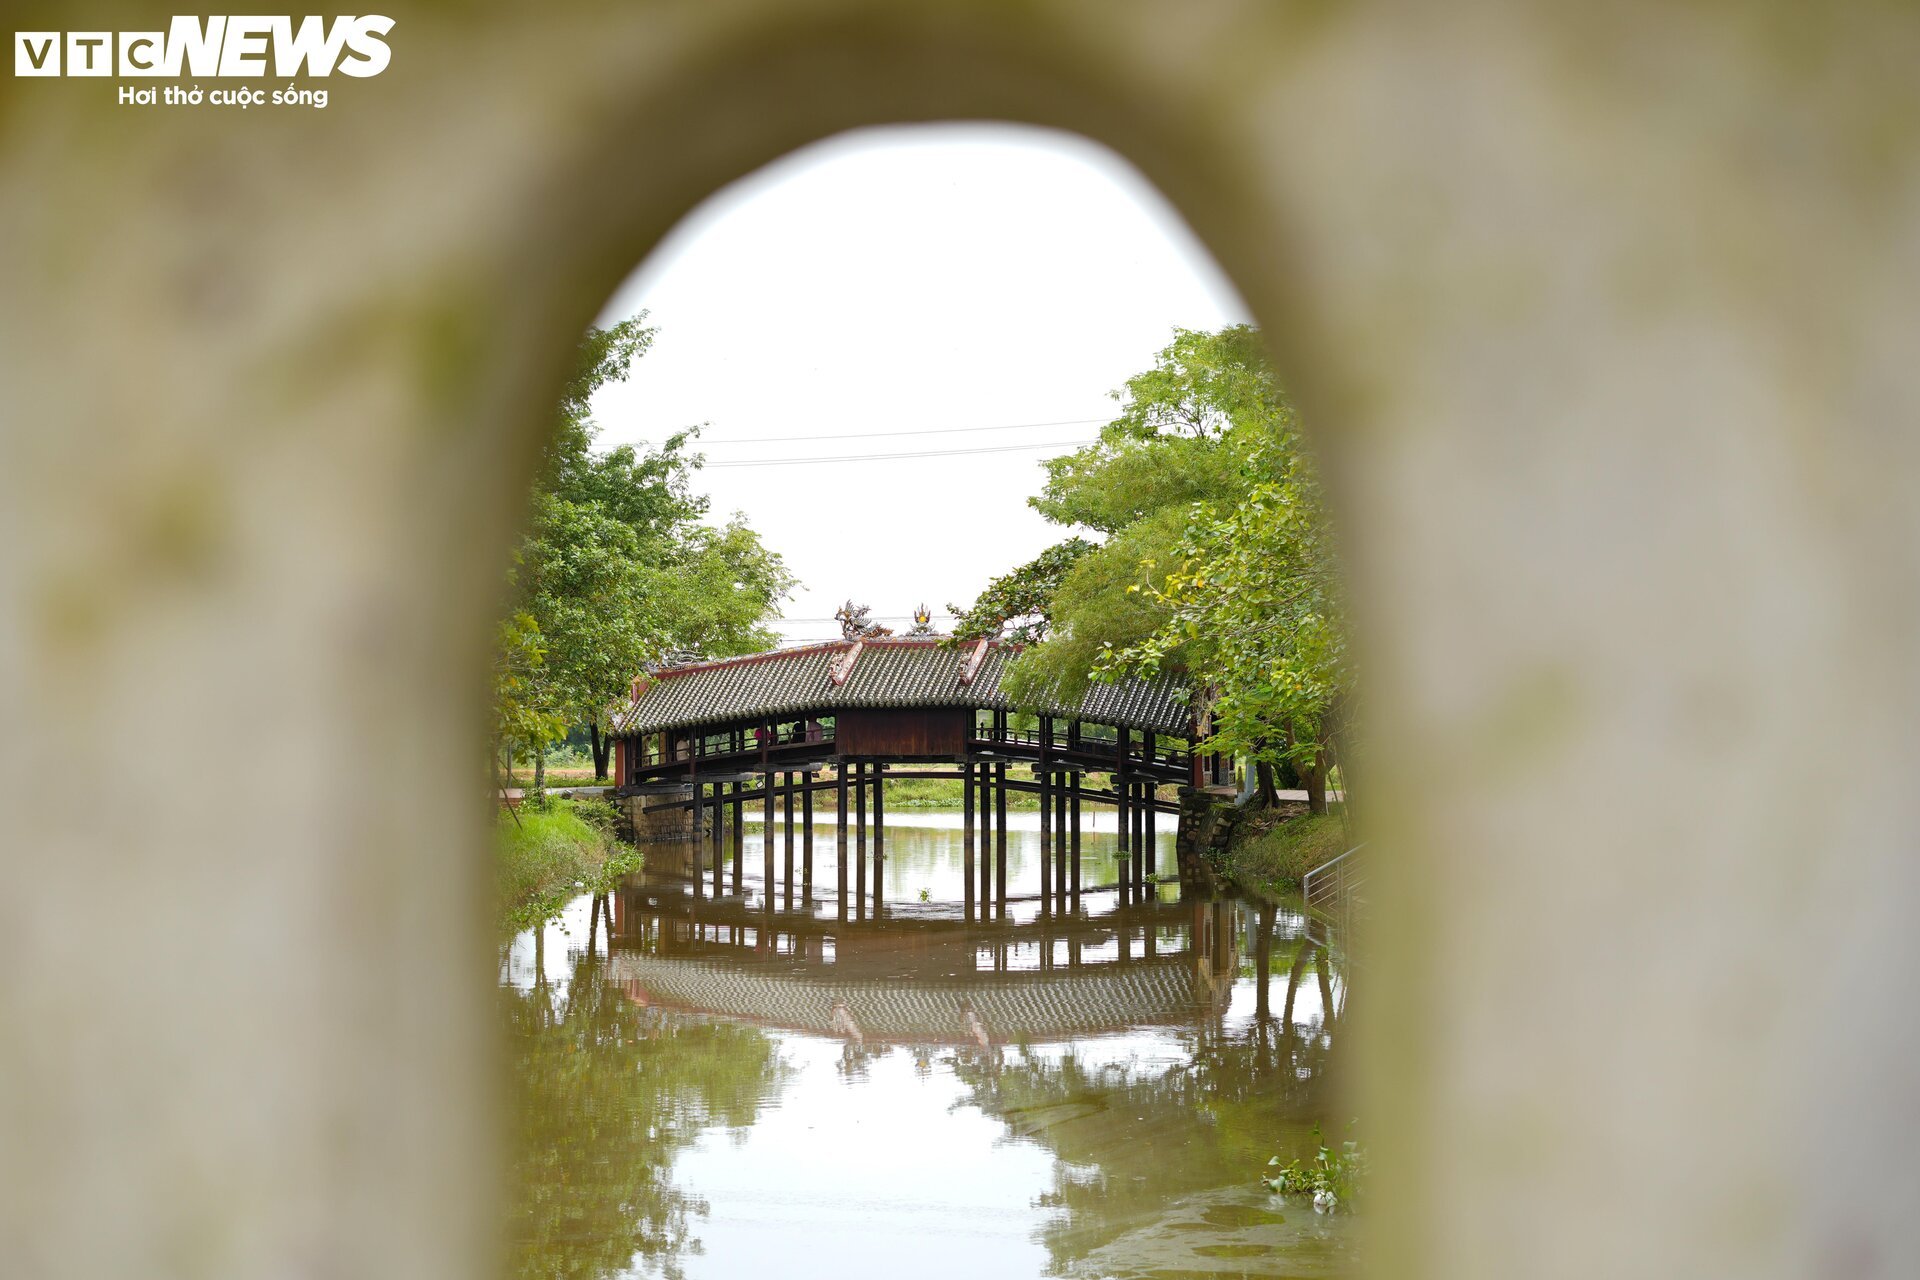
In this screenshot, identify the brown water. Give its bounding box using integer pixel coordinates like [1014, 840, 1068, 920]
[501, 811, 1353, 1280]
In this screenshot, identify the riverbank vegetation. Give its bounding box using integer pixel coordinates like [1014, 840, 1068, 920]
[1228, 808, 1348, 894]
[496, 798, 639, 935]
[1264, 1127, 1366, 1213]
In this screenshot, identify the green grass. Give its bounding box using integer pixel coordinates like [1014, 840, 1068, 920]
[839, 769, 1182, 812]
[1228, 809, 1351, 895]
[498, 767, 610, 788]
[495, 798, 640, 936]
[878, 774, 1040, 810]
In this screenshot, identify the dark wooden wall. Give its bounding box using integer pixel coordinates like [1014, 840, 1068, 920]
[836, 707, 967, 759]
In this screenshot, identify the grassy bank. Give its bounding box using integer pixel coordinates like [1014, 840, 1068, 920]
[880, 774, 1037, 810]
[1227, 808, 1351, 896]
[496, 799, 640, 936]
[844, 770, 1182, 812]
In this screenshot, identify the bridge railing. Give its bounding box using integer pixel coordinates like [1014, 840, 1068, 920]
[631, 718, 836, 771]
[971, 721, 1194, 774]
[1302, 843, 1366, 936]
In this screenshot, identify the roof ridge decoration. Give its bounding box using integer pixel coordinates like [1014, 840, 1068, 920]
[958, 637, 991, 687]
[829, 639, 865, 686]
[650, 641, 850, 681]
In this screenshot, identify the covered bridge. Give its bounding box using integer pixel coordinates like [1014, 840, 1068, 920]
[609, 637, 1227, 917]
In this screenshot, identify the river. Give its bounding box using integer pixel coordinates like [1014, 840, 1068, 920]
[500, 809, 1354, 1279]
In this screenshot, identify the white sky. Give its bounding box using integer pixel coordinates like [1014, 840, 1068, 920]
[590, 123, 1248, 646]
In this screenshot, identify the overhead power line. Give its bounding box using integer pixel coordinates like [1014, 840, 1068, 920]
[702, 438, 1094, 469]
[700, 416, 1109, 445]
[777, 614, 960, 623]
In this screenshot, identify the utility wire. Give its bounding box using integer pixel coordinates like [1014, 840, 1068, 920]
[700, 416, 1109, 445]
[776, 614, 960, 623]
[702, 438, 1093, 468]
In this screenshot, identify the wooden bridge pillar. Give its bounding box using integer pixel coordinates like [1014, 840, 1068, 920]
[976, 761, 992, 907]
[835, 767, 849, 921]
[1132, 782, 1147, 891]
[854, 762, 867, 921]
[962, 762, 975, 921]
[1144, 782, 1157, 889]
[1038, 763, 1052, 911]
[1069, 773, 1082, 904]
[802, 777, 814, 903]
[711, 783, 724, 898]
[782, 771, 795, 907]
[731, 781, 743, 894]
[993, 762, 1008, 918]
[688, 759, 702, 900]
[1054, 775, 1068, 911]
[761, 771, 774, 912]
[872, 762, 886, 915]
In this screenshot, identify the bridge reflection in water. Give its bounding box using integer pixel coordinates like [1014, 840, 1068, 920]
[503, 820, 1355, 1280]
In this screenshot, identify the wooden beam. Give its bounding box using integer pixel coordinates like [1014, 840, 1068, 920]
[829, 638, 865, 685]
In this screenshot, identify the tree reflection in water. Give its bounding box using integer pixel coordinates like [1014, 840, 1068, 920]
[503, 869, 1349, 1280]
[946, 932, 1344, 1274]
[503, 951, 785, 1280]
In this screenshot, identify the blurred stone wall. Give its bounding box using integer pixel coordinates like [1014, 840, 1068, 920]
[2, 1, 1915, 1277]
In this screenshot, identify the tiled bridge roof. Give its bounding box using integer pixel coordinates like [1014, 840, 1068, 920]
[611, 637, 1190, 737]
[609, 950, 1213, 1043]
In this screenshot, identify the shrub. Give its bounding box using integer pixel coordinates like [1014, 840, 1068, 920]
[1229, 809, 1350, 893]
[497, 799, 620, 936]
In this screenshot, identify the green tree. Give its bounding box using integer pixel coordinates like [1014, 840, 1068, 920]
[492, 610, 567, 782]
[1103, 404, 1350, 810]
[514, 493, 664, 785]
[499, 317, 794, 784]
[954, 324, 1349, 809]
[951, 326, 1255, 704]
[947, 538, 1095, 645]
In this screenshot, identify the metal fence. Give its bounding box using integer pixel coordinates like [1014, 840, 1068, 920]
[1301, 842, 1366, 946]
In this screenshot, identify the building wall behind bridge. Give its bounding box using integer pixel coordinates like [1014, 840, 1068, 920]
[835, 707, 969, 760]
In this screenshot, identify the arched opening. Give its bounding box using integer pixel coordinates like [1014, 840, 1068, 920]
[495, 122, 1357, 1276]
[15, 7, 1894, 1280]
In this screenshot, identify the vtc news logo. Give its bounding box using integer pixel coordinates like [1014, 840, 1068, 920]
[14, 15, 394, 78]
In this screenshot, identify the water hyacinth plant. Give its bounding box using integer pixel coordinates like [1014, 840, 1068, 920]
[1263, 1127, 1365, 1213]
